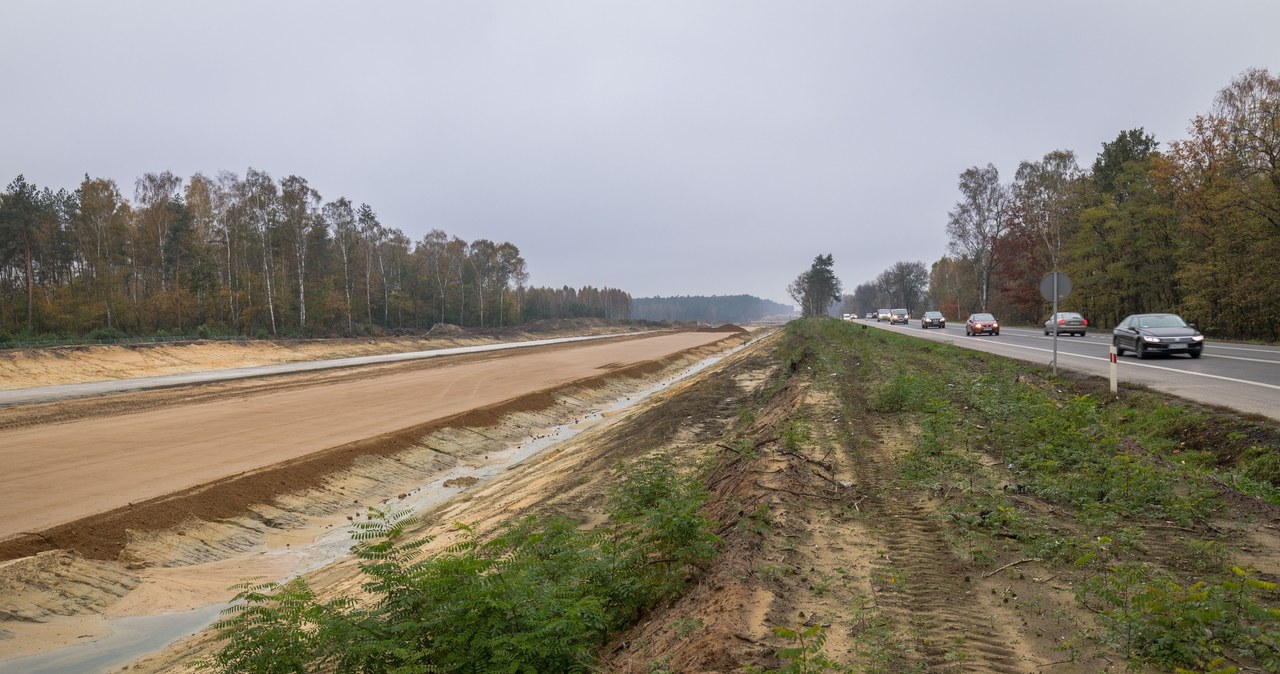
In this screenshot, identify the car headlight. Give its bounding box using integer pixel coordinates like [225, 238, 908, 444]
[1142, 335, 1161, 343]
[1192, 335, 1205, 342]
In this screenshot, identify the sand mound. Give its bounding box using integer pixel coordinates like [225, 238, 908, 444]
[696, 323, 747, 333]
[426, 323, 465, 335]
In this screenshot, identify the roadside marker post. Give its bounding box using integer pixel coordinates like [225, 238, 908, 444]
[1109, 345, 1118, 394]
[1039, 272, 1072, 377]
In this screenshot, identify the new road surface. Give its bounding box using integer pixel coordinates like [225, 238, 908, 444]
[862, 318, 1280, 422]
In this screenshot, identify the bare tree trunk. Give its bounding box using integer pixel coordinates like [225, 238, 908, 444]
[22, 232, 33, 333]
[340, 242, 352, 333]
[297, 241, 307, 329]
[260, 222, 277, 337]
[365, 240, 373, 327]
[377, 246, 388, 328]
[225, 228, 237, 331]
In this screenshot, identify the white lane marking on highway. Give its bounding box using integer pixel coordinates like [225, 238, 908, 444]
[1200, 353, 1280, 365]
[953, 338, 1280, 392]
[995, 331, 1277, 363]
[1210, 344, 1280, 355]
[885, 323, 1280, 379]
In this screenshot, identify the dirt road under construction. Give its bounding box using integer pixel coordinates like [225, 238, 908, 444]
[0, 329, 737, 560]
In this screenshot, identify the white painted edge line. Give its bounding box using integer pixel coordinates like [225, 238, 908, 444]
[1199, 353, 1280, 365]
[957, 338, 1280, 392]
[989, 328, 1279, 357]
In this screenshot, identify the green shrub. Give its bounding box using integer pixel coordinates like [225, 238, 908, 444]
[203, 453, 719, 673]
[1241, 445, 1280, 488]
[871, 373, 930, 413]
[1078, 563, 1280, 672]
[86, 326, 127, 342]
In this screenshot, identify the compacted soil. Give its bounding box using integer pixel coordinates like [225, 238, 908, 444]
[1, 322, 1277, 674]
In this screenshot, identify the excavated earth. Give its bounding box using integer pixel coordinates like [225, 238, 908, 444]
[2, 323, 1277, 673]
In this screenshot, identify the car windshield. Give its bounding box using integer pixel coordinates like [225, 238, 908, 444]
[971, 313, 994, 321]
[1137, 315, 1188, 329]
[925, 312, 942, 318]
[1059, 313, 1082, 319]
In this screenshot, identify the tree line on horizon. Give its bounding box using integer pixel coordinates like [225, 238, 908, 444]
[0, 168, 632, 340]
[631, 294, 792, 324]
[844, 67, 1279, 341]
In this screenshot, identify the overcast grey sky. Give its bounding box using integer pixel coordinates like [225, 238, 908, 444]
[4, 2, 1278, 306]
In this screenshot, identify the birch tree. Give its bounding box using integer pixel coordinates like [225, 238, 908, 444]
[945, 164, 1009, 312]
[322, 197, 357, 333]
[357, 203, 382, 326]
[75, 176, 129, 328]
[134, 171, 182, 293]
[1012, 150, 1082, 271]
[279, 175, 321, 329]
[243, 169, 279, 336]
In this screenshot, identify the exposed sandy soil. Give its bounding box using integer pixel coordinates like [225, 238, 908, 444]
[0, 320, 637, 391]
[0, 331, 735, 549]
[2, 322, 1277, 673]
[0, 324, 755, 668]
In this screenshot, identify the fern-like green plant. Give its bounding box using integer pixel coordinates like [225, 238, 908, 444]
[203, 453, 720, 673]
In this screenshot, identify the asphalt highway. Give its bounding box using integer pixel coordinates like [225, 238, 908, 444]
[861, 318, 1280, 422]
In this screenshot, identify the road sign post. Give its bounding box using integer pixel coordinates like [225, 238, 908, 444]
[1039, 272, 1072, 376]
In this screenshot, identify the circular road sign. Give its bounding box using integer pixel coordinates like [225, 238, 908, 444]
[1040, 272, 1071, 302]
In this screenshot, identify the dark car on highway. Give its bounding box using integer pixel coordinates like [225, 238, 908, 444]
[1044, 312, 1088, 336]
[890, 309, 909, 325]
[920, 311, 945, 329]
[965, 313, 999, 336]
[1113, 313, 1204, 359]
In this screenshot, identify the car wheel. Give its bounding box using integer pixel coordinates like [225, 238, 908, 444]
[993, 330, 999, 336]
[1190, 350, 1202, 359]
[1136, 343, 1147, 359]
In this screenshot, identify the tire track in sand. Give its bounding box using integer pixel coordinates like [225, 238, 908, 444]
[856, 423, 1028, 673]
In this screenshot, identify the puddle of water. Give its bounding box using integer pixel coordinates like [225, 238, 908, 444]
[0, 604, 224, 674]
[0, 338, 753, 674]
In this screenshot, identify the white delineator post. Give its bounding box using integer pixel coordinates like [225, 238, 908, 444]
[1109, 345, 1118, 394]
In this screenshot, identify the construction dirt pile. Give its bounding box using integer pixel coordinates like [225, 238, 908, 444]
[0, 327, 758, 672]
[0, 321, 647, 391]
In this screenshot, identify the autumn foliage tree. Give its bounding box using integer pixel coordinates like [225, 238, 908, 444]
[901, 67, 1280, 339]
[0, 169, 630, 340]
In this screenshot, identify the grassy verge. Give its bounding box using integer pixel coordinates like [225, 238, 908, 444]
[199, 319, 1280, 673]
[785, 318, 1280, 673]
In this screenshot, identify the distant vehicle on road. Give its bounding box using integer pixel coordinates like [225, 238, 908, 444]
[1044, 312, 1088, 336]
[890, 309, 909, 325]
[920, 311, 946, 329]
[878, 309, 892, 322]
[865, 312, 876, 320]
[966, 313, 1000, 336]
[1113, 313, 1204, 359]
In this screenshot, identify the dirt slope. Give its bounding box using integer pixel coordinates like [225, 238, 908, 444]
[0, 331, 733, 558]
[3, 323, 1278, 673]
